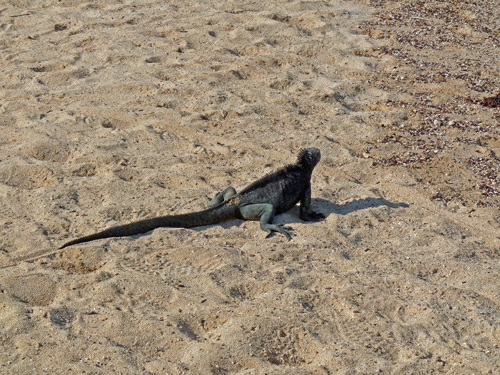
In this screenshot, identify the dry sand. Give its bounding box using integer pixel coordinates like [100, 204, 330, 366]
[1, 0, 499, 373]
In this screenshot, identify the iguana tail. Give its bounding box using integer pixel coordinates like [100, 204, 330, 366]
[60, 203, 239, 249]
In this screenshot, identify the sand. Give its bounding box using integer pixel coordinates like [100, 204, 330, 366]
[1, 0, 499, 373]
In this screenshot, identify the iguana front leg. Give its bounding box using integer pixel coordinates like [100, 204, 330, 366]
[239, 203, 293, 240]
[206, 186, 237, 207]
[300, 183, 325, 221]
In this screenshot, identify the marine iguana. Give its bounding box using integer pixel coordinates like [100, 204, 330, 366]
[60, 147, 324, 249]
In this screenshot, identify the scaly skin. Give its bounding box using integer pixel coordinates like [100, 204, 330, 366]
[59, 147, 324, 248]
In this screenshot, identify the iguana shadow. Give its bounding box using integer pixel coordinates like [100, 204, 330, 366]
[192, 197, 409, 230]
[276, 197, 409, 225]
[319, 197, 409, 216]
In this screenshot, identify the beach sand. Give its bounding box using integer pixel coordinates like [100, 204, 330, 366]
[1, 0, 499, 373]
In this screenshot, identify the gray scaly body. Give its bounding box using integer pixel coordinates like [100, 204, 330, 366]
[60, 147, 323, 248]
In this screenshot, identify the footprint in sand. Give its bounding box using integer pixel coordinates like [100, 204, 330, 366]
[1, 274, 57, 306]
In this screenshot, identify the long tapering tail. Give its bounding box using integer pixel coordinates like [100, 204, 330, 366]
[60, 203, 239, 249]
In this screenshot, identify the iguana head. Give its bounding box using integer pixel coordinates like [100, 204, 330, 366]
[297, 147, 321, 169]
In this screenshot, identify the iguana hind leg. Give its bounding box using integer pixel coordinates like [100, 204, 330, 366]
[206, 186, 237, 207]
[239, 203, 292, 240]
